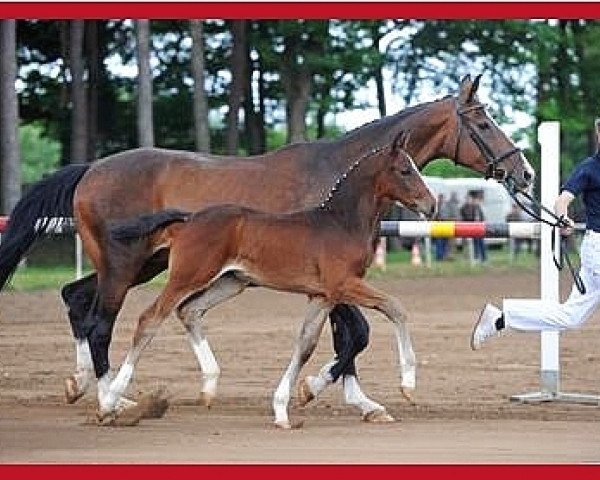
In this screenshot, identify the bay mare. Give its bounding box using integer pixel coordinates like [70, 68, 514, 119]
[102, 142, 436, 427]
[0, 75, 534, 422]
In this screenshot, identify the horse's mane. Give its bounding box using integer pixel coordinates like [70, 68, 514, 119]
[318, 144, 390, 210]
[340, 95, 452, 140]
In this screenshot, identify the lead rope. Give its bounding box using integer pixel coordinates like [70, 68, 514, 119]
[505, 180, 586, 294]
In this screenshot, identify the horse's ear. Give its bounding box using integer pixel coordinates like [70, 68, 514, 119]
[469, 74, 482, 102]
[458, 74, 477, 104]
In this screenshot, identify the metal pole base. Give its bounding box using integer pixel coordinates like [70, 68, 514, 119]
[510, 391, 600, 406]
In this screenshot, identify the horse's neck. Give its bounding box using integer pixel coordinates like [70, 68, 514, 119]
[233, 98, 453, 209]
[320, 99, 452, 179]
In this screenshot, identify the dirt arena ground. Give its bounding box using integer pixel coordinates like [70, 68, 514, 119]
[1, 271, 599, 463]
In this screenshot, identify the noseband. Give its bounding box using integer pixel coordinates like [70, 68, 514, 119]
[454, 103, 521, 182]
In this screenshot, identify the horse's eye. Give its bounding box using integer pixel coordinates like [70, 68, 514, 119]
[478, 122, 491, 130]
[401, 169, 412, 176]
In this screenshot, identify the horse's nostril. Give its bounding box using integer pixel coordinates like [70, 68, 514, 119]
[524, 170, 532, 182]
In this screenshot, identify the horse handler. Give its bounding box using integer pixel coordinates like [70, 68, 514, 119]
[471, 118, 600, 349]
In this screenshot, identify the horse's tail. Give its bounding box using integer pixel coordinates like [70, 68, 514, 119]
[0, 164, 90, 291]
[111, 209, 191, 243]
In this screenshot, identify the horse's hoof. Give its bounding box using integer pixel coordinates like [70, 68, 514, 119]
[274, 419, 304, 430]
[199, 391, 215, 409]
[400, 387, 416, 405]
[362, 409, 395, 423]
[274, 419, 292, 429]
[137, 389, 170, 419]
[64, 375, 85, 404]
[296, 377, 315, 407]
[95, 407, 142, 427]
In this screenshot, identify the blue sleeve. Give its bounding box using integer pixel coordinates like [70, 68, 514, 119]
[561, 162, 589, 196]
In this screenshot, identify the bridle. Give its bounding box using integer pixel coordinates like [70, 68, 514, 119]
[454, 101, 585, 294]
[454, 103, 521, 182]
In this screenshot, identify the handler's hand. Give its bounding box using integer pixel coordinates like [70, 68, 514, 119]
[559, 215, 575, 236]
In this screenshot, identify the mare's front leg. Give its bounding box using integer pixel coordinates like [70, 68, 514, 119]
[61, 273, 98, 404]
[340, 278, 417, 404]
[177, 274, 248, 407]
[82, 250, 169, 418]
[273, 298, 331, 429]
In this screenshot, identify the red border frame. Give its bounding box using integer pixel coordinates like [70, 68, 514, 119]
[0, 2, 599, 20]
[1, 465, 600, 479]
[2, 2, 600, 477]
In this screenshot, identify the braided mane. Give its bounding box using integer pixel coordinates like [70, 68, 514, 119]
[318, 144, 391, 209]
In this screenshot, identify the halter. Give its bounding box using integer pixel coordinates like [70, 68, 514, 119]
[454, 103, 521, 182]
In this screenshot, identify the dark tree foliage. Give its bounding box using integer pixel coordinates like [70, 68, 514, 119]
[11, 19, 600, 182]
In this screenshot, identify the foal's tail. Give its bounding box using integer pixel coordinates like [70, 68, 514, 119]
[0, 164, 90, 291]
[110, 209, 191, 243]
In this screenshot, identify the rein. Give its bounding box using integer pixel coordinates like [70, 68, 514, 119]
[504, 179, 586, 294]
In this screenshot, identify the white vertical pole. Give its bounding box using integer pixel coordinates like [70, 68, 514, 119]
[538, 121, 560, 394]
[424, 236, 432, 268]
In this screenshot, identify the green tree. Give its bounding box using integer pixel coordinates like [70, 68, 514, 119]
[19, 123, 61, 184]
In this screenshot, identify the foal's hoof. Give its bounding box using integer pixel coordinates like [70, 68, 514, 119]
[199, 391, 215, 409]
[400, 387, 416, 405]
[137, 389, 170, 419]
[95, 407, 143, 427]
[362, 409, 395, 423]
[297, 377, 315, 407]
[64, 375, 85, 404]
[274, 419, 304, 430]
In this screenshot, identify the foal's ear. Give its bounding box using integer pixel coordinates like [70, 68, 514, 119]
[391, 132, 404, 154]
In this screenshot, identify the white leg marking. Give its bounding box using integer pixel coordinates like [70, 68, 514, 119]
[189, 335, 220, 398]
[73, 339, 93, 393]
[98, 354, 135, 414]
[179, 275, 246, 399]
[394, 321, 416, 391]
[343, 374, 386, 415]
[304, 359, 336, 398]
[379, 297, 416, 394]
[97, 373, 113, 414]
[273, 363, 296, 427]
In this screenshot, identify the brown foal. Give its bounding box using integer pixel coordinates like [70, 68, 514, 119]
[100, 141, 436, 428]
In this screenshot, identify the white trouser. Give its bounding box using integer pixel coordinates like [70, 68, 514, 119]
[503, 230, 600, 331]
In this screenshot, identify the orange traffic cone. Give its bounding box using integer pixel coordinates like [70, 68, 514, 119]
[374, 237, 387, 271]
[411, 241, 422, 267]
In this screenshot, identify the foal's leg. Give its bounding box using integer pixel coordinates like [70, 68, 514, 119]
[299, 304, 391, 421]
[177, 274, 247, 407]
[96, 284, 184, 423]
[273, 298, 331, 429]
[339, 278, 417, 403]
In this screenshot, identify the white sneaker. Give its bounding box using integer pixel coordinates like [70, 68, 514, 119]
[471, 303, 502, 350]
